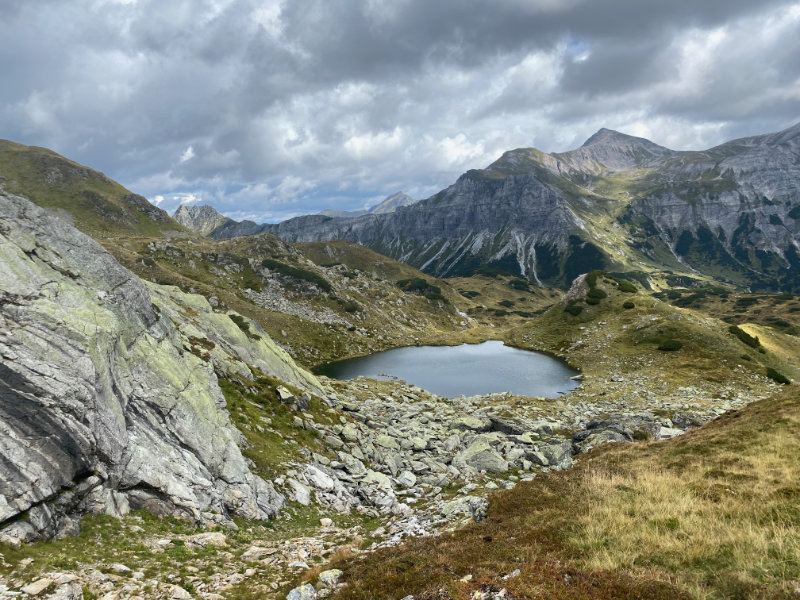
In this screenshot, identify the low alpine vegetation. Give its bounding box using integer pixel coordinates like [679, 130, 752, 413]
[729, 324, 760, 348]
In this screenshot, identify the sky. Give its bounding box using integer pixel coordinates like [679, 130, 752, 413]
[2, 0, 800, 223]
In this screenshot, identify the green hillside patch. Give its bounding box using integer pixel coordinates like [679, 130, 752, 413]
[0, 139, 184, 239]
[396, 277, 445, 301]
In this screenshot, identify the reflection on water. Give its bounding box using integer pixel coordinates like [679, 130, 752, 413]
[316, 340, 580, 398]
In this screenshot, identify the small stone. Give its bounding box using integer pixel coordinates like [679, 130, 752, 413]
[46, 582, 83, 600]
[277, 386, 295, 403]
[341, 424, 359, 442]
[288, 478, 311, 505]
[317, 568, 342, 588]
[396, 470, 417, 488]
[375, 434, 400, 450]
[186, 532, 227, 547]
[286, 583, 316, 600]
[453, 416, 491, 432]
[107, 563, 132, 573]
[241, 545, 279, 561]
[169, 584, 193, 599]
[23, 578, 54, 596]
[305, 465, 335, 491]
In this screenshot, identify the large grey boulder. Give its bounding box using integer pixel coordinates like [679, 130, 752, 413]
[454, 440, 508, 474]
[0, 193, 284, 541]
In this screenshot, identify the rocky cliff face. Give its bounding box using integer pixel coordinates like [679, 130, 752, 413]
[0, 193, 326, 542]
[203, 123, 800, 291]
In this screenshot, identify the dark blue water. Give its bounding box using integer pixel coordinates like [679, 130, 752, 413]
[317, 340, 579, 398]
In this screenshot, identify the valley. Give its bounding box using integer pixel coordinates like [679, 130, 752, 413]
[0, 134, 798, 600]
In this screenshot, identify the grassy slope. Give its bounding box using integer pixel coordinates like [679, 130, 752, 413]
[104, 234, 479, 369]
[0, 139, 185, 238]
[330, 387, 800, 600]
[508, 273, 794, 393]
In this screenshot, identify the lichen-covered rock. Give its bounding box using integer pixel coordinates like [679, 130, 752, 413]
[0, 193, 284, 541]
[454, 440, 508, 474]
[147, 283, 322, 394]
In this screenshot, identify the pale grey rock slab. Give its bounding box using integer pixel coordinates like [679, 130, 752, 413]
[0, 193, 284, 540]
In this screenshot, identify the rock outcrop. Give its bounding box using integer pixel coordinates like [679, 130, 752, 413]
[173, 204, 233, 236]
[0, 193, 300, 542]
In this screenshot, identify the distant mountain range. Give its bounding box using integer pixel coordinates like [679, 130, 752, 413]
[174, 191, 416, 236]
[181, 123, 800, 291]
[318, 192, 417, 218]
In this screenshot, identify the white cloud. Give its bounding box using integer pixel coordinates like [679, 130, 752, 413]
[343, 127, 405, 160]
[179, 145, 195, 163]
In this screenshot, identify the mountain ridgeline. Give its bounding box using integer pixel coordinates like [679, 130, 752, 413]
[191, 123, 800, 291]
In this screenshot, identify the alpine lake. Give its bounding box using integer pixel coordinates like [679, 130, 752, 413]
[316, 340, 580, 398]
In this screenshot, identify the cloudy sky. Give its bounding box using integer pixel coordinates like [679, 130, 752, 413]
[2, 0, 800, 223]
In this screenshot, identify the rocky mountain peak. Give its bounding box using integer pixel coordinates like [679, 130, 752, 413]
[173, 204, 232, 236]
[566, 127, 675, 172]
[318, 192, 417, 219]
[370, 191, 416, 214]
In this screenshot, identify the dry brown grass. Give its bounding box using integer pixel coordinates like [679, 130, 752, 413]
[328, 387, 800, 600]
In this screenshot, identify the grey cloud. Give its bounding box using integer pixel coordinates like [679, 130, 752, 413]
[0, 0, 798, 223]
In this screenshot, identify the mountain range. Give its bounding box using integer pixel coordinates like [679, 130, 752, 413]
[318, 191, 417, 218]
[180, 123, 800, 292]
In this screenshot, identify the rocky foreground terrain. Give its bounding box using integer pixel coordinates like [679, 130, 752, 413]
[1, 189, 790, 599]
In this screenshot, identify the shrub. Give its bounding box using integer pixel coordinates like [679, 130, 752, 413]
[766, 367, 790, 385]
[338, 299, 360, 313]
[508, 279, 529, 291]
[623, 301, 635, 309]
[460, 290, 481, 299]
[735, 297, 758, 308]
[229, 314, 261, 341]
[498, 299, 515, 308]
[261, 258, 332, 292]
[494, 309, 509, 316]
[564, 304, 583, 316]
[397, 278, 444, 300]
[587, 288, 608, 300]
[229, 313, 249, 332]
[740, 354, 752, 361]
[616, 280, 637, 293]
[586, 297, 601, 305]
[729, 325, 760, 348]
[658, 340, 683, 351]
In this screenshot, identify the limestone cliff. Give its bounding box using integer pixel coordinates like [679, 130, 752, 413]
[204, 123, 800, 291]
[0, 193, 319, 542]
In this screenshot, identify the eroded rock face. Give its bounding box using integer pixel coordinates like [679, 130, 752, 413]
[0, 193, 284, 541]
[206, 123, 800, 291]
